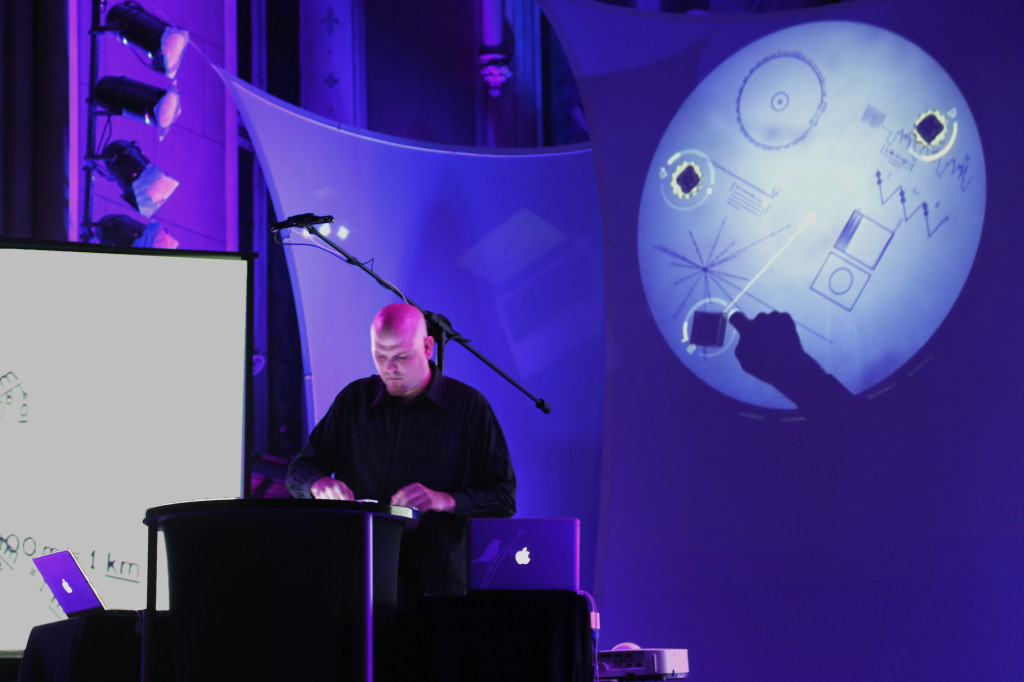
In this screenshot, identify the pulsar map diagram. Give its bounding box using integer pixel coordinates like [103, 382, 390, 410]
[637, 21, 986, 410]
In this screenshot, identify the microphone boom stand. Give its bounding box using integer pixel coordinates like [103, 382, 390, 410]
[283, 220, 551, 414]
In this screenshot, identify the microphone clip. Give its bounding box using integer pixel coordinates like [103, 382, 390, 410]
[271, 213, 335, 232]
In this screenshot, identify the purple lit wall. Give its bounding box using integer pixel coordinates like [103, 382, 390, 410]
[540, 0, 1024, 679]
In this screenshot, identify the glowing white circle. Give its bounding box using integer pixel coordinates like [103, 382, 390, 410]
[638, 21, 986, 409]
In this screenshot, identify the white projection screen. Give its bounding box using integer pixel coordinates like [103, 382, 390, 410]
[0, 242, 250, 651]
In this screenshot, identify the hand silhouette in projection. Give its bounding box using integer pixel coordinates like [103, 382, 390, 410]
[729, 310, 853, 415]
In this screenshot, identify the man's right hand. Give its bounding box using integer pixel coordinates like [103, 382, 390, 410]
[310, 477, 354, 501]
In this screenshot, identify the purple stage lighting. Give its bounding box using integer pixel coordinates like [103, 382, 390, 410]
[95, 76, 181, 140]
[102, 140, 179, 218]
[95, 214, 147, 247]
[106, 2, 189, 80]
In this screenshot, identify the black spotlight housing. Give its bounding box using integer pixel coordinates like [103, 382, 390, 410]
[102, 139, 178, 218]
[95, 76, 181, 139]
[95, 214, 147, 247]
[106, 2, 190, 79]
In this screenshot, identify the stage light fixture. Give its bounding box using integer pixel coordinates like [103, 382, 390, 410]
[106, 2, 189, 79]
[102, 139, 179, 218]
[93, 215, 179, 249]
[95, 76, 181, 140]
[95, 214, 147, 247]
[134, 222, 180, 249]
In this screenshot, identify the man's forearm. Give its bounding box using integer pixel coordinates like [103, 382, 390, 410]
[285, 454, 330, 498]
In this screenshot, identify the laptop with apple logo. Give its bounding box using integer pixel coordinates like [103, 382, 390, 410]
[468, 518, 580, 591]
[32, 549, 106, 617]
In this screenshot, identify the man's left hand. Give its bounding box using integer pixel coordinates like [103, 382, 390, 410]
[391, 483, 455, 513]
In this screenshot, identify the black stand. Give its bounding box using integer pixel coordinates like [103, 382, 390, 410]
[142, 499, 417, 682]
[79, 0, 103, 241]
[276, 216, 551, 413]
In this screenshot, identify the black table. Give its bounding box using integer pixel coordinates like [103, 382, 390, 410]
[19, 591, 596, 682]
[18, 611, 169, 682]
[418, 590, 595, 682]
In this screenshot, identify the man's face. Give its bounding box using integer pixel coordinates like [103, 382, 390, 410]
[371, 326, 434, 400]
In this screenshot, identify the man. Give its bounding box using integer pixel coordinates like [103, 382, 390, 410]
[286, 302, 516, 598]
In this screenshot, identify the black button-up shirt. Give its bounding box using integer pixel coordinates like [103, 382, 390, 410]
[286, 366, 516, 595]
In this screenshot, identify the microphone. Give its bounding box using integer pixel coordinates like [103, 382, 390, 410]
[270, 213, 335, 232]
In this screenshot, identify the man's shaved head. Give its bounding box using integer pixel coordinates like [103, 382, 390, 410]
[371, 303, 434, 400]
[372, 302, 428, 339]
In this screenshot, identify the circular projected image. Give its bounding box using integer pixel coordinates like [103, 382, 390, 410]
[638, 21, 986, 410]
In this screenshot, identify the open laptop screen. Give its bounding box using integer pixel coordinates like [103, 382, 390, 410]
[32, 550, 105, 617]
[469, 518, 580, 591]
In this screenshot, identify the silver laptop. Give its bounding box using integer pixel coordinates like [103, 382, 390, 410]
[468, 518, 580, 591]
[32, 550, 106, 616]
